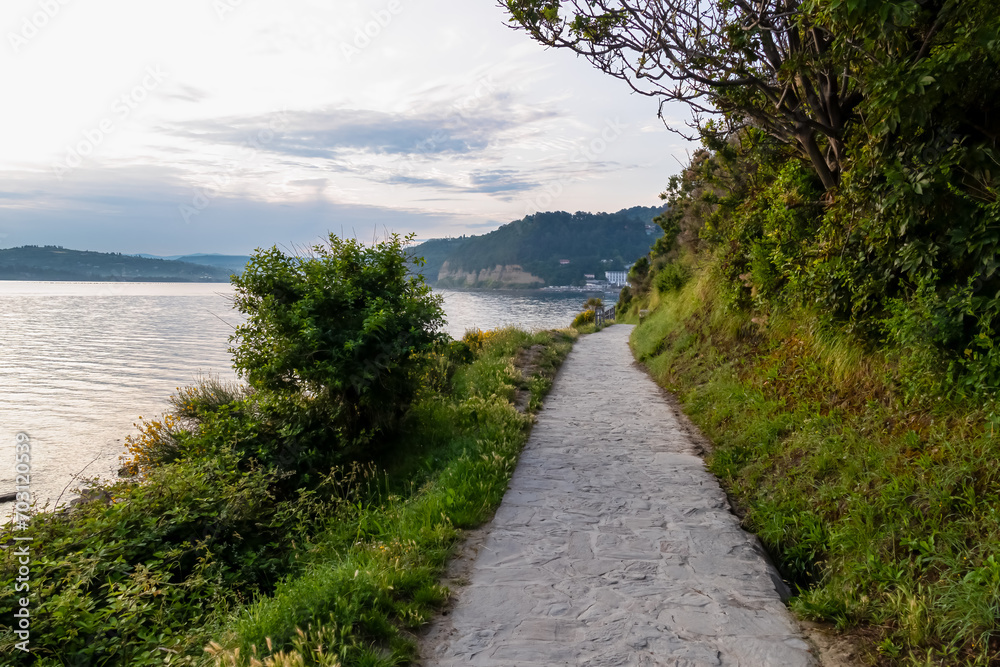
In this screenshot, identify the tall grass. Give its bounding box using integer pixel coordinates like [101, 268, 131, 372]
[631, 263, 1000, 666]
[203, 327, 576, 667]
[0, 328, 575, 667]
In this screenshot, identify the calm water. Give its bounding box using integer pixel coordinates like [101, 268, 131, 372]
[0, 282, 610, 513]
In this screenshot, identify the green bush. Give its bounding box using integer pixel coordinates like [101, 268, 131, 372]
[654, 262, 691, 294]
[444, 339, 474, 365]
[627, 256, 651, 293]
[615, 285, 634, 318]
[0, 449, 340, 664]
[230, 233, 445, 453]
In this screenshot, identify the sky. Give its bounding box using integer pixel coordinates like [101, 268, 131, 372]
[0, 0, 694, 255]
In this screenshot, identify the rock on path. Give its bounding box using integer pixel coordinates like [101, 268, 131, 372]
[420, 325, 816, 666]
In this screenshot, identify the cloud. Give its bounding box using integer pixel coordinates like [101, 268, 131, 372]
[0, 191, 35, 200]
[163, 84, 211, 104]
[0, 166, 463, 254]
[351, 168, 539, 196]
[169, 101, 559, 162]
[467, 169, 537, 194]
[287, 178, 328, 187]
[382, 173, 455, 189]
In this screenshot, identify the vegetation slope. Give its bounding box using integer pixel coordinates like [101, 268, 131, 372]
[0, 235, 576, 666]
[412, 206, 663, 288]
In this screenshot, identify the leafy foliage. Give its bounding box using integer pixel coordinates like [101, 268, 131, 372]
[504, 0, 1000, 196]
[0, 319, 576, 666]
[230, 233, 445, 448]
[0, 446, 335, 664]
[632, 273, 1000, 664]
[413, 207, 663, 287]
[571, 309, 595, 328]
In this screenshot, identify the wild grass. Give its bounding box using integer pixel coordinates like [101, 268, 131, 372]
[631, 264, 1000, 666]
[201, 327, 576, 667]
[0, 328, 575, 667]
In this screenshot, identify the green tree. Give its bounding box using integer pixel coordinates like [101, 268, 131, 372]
[230, 233, 445, 445]
[501, 0, 999, 193]
[501, 0, 864, 189]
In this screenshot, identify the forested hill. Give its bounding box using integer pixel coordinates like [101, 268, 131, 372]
[412, 206, 664, 288]
[0, 246, 234, 281]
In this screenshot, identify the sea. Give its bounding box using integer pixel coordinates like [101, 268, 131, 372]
[0, 281, 616, 514]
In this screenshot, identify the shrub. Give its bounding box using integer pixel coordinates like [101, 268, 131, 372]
[627, 256, 651, 293]
[571, 309, 595, 328]
[120, 413, 185, 475]
[169, 375, 251, 422]
[654, 262, 690, 294]
[444, 339, 475, 365]
[461, 328, 495, 351]
[230, 233, 445, 450]
[121, 378, 257, 476]
[0, 449, 339, 664]
[616, 285, 634, 318]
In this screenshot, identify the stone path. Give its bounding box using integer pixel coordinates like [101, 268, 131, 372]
[420, 325, 817, 666]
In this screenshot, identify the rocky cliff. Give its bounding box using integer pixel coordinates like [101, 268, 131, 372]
[436, 262, 545, 289]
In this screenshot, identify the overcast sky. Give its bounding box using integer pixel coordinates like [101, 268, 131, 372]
[0, 0, 693, 255]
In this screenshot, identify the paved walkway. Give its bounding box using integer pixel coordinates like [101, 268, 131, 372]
[421, 325, 816, 666]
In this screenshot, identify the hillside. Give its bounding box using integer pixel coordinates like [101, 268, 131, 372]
[137, 253, 253, 273]
[0, 246, 234, 281]
[411, 206, 664, 288]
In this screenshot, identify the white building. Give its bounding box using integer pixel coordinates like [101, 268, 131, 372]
[605, 270, 629, 286]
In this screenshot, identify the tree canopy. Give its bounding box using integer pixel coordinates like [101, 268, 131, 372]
[531, 0, 1000, 394]
[414, 207, 664, 287]
[503, 0, 1000, 191]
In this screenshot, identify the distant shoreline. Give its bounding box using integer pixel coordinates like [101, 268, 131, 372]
[432, 285, 620, 295]
[0, 277, 232, 283]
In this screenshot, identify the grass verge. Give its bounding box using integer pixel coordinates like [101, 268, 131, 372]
[0, 327, 575, 667]
[631, 266, 1000, 666]
[202, 326, 576, 666]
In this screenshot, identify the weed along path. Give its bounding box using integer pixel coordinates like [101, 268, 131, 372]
[419, 324, 817, 666]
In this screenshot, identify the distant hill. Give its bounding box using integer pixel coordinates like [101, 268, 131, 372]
[411, 206, 664, 288]
[0, 246, 234, 282]
[135, 253, 252, 273]
[173, 254, 252, 273]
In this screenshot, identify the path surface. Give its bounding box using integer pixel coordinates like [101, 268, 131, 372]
[420, 325, 816, 666]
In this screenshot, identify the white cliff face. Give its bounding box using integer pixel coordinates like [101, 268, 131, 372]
[437, 261, 545, 288]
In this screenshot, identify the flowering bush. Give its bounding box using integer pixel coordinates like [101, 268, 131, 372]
[120, 414, 183, 475]
[571, 309, 595, 328]
[462, 328, 495, 351]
